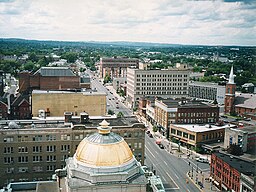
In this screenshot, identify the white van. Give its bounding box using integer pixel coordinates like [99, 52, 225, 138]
[196, 156, 208, 163]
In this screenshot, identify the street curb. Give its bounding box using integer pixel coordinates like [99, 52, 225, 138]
[186, 172, 203, 192]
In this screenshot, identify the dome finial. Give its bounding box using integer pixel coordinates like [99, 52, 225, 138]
[97, 120, 111, 134]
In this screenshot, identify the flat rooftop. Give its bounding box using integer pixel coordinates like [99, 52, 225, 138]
[32, 90, 106, 96]
[172, 124, 236, 133]
[215, 151, 256, 176]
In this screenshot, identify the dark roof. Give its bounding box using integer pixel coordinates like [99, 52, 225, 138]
[35, 67, 75, 77]
[11, 94, 29, 107]
[235, 94, 256, 109]
[157, 98, 216, 108]
[80, 76, 90, 83]
[214, 152, 256, 176]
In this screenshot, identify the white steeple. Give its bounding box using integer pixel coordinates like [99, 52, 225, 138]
[228, 65, 235, 84]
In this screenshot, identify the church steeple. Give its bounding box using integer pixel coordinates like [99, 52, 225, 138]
[224, 66, 236, 114]
[228, 65, 235, 84]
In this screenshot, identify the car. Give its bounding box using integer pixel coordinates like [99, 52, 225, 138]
[196, 156, 208, 163]
[146, 130, 150, 134]
[116, 106, 119, 109]
[148, 133, 153, 138]
[108, 98, 111, 100]
[116, 102, 119, 104]
[158, 144, 165, 149]
[112, 98, 115, 100]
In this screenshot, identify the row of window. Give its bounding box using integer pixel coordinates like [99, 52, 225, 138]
[137, 74, 188, 78]
[5, 165, 57, 174]
[135, 91, 188, 95]
[4, 155, 70, 164]
[171, 129, 195, 140]
[137, 78, 187, 82]
[3, 145, 70, 154]
[137, 86, 187, 90]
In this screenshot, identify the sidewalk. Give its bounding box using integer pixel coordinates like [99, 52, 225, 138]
[140, 115, 220, 192]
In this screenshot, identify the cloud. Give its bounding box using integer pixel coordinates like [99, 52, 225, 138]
[0, 0, 255, 45]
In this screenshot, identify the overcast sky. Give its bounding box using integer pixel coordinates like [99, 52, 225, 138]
[0, 0, 255, 46]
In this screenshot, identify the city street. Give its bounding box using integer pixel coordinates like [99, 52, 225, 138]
[87, 70, 133, 116]
[145, 135, 202, 192]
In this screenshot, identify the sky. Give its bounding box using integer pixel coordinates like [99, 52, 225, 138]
[0, 0, 255, 46]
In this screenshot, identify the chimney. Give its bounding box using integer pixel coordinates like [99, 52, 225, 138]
[64, 112, 73, 123]
[80, 112, 89, 123]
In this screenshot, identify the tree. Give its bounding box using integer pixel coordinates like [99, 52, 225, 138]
[107, 109, 114, 115]
[104, 74, 111, 84]
[117, 112, 124, 118]
[152, 125, 158, 133]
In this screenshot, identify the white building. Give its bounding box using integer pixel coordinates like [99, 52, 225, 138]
[127, 63, 190, 108]
[189, 81, 226, 105]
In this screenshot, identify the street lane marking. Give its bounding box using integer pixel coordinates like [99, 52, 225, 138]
[166, 172, 180, 189]
[155, 150, 159, 155]
[164, 160, 168, 166]
[145, 146, 156, 158]
[175, 173, 179, 179]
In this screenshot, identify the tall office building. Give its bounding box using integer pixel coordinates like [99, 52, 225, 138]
[127, 63, 190, 108]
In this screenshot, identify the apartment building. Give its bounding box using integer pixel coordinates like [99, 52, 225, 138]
[0, 115, 146, 188]
[189, 81, 226, 105]
[127, 63, 190, 108]
[32, 90, 107, 117]
[99, 57, 139, 79]
[154, 98, 219, 138]
[210, 151, 256, 192]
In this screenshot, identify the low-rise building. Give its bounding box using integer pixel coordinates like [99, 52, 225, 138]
[32, 90, 107, 117]
[210, 151, 256, 192]
[0, 114, 146, 188]
[170, 124, 235, 149]
[234, 93, 256, 120]
[224, 126, 256, 153]
[155, 98, 219, 138]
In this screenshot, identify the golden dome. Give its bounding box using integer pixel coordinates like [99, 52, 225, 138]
[75, 120, 133, 167]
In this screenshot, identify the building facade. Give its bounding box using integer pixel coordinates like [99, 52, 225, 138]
[224, 126, 256, 153]
[154, 98, 219, 138]
[99, 57, 139, 79]
[127, 63, 190, 108]
[19, 67, 85, 93]
[189, 81, 225, 105]
[210, 152, 256, 192]
[169, 124, 232, 149]
[0, 115, 146, 188]
[32, 90, 107, 117]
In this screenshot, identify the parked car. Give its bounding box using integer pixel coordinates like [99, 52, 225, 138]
[146, 130, 150, 134]
[196, 156, 208, 163]
[148, 133, 153, 138]
[158, 144, 165, 149]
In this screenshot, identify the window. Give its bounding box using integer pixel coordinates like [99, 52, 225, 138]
[33, 166, 43, 172]
[46, 165, 56, 171]
[4, 157, 14, 164]
[18, 136, 28, 142]
[33, 135, 42, 141]
[61, 134, 70, 140]
[6, 167, 14, 174]
[46, 135, 56, 141]
[189, 135, 195, 140]
[18, 156, 28, 163]
[46, 145, 56, 152]
[139, 143, 142, 149]
[18, 147, 28, 153]
[4, 147, 13, 154]
[4, 137, 14, 142]
[33, 156, 42, 162]
[134, 143, 138, 148]
[61, 154, 69, 161]
[177, 130, 182, 136]
[183, 132, 188, 138]
[61, 145, 70, 152]
[33, 146, 42, 153]
[47, 155, 56, 162]
[18, 167, 28, 173]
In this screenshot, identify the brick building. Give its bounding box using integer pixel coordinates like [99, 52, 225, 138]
[19, 67, 85, 93]
[154, 98, 219, 138]
[210, 151, 256, 192]
[0, 115, 146, 188]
